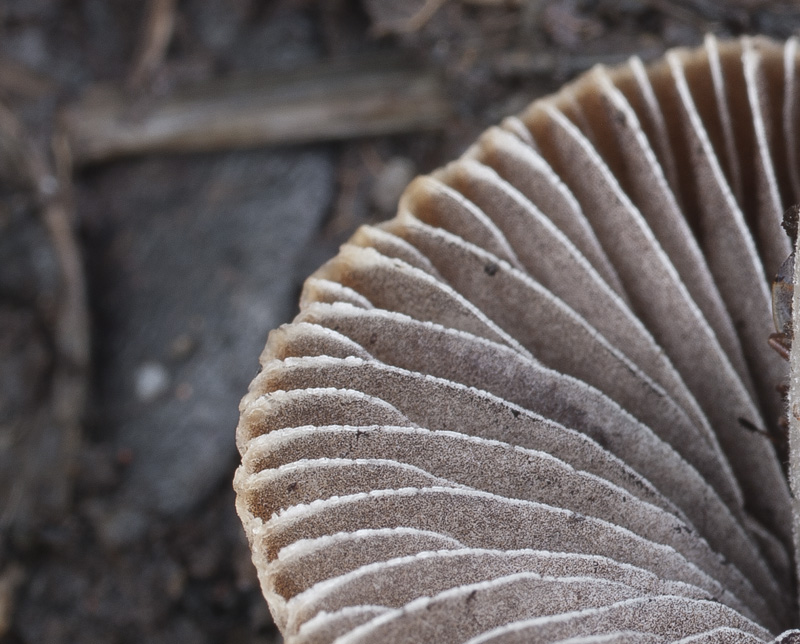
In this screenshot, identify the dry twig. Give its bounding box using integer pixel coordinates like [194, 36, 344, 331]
[62, 58, 452, 165]
[128, 0, 180, 91]
[0, 56, 54, 99]
[399, 0, 450, 33]
[0, 101, 89, 533]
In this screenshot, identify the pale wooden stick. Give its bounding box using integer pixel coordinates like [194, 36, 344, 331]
[127, 0, 179, 90]
[62, 59, 452, 166]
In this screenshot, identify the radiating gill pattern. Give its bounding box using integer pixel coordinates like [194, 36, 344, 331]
[235, 36, 800, 643]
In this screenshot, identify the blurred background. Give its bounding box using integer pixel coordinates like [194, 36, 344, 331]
[1, 0, 800, 642]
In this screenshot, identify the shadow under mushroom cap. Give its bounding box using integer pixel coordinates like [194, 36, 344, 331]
[235, 35, 800, 643]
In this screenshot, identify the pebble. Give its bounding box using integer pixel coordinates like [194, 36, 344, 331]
[371, 156, 416, 215]
[134, 362, 170, 402]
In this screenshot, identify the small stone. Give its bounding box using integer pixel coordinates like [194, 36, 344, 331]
[134, 363, 170, 402]
[371, 157, 416, 215]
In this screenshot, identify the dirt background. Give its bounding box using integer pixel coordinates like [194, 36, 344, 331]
[2, 1, 800, 642]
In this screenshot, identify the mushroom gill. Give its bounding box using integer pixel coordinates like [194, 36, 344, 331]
[235, 35, 800, 643]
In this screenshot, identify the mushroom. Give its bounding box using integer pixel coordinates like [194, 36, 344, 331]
[235, 35, 800, 642]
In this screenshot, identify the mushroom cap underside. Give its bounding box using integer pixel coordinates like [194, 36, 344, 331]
[236, 35, 800, 643]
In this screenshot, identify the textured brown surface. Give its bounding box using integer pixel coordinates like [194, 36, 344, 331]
[235, 36, 800, 643]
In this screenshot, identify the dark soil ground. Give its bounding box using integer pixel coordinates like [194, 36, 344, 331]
[2, 1, 800, 642]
